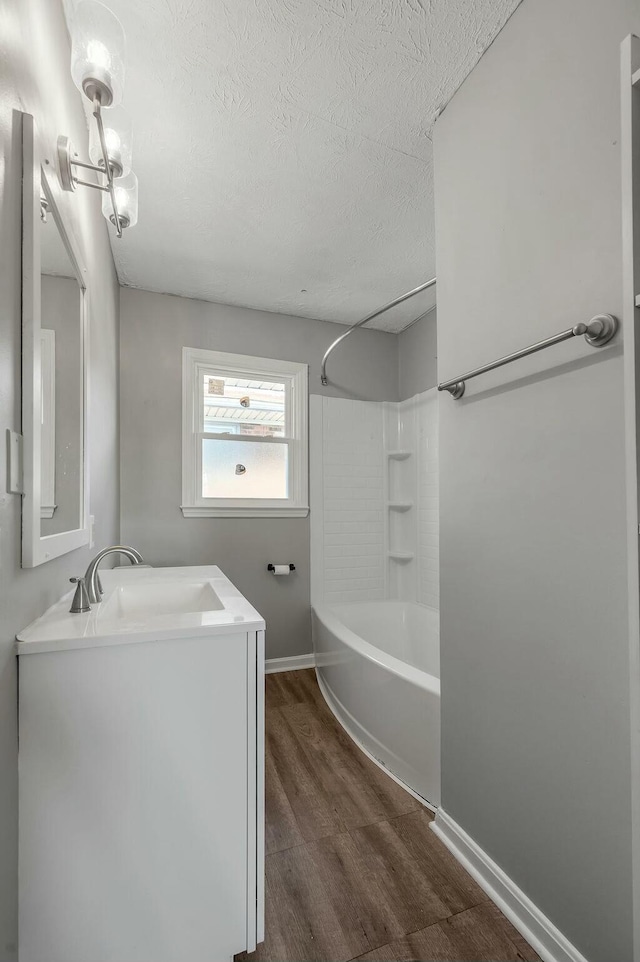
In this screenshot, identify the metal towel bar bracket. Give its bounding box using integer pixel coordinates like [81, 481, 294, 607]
[437, 314, 618, 400]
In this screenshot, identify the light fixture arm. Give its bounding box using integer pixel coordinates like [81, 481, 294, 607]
[57, 106, 125, 237]
[92, 96, 123, 237]
[69, 157, 108, 174]
[72, 177, 109, 192]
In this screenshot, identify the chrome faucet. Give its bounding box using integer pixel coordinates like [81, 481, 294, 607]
[84, 545, 146, 605]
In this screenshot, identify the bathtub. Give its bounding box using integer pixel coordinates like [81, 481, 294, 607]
[312, 600, 440, 808]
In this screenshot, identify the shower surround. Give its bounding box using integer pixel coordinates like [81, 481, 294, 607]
[310, 390, 439, 608]
[310, 390, 440, 807]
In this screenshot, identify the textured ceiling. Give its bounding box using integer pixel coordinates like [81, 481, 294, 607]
[64, 0, 520, 332]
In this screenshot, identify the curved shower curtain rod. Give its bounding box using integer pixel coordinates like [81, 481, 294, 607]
[320, 277, 437, 385]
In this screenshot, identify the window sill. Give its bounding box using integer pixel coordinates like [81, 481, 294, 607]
[181, 506, 309, 519]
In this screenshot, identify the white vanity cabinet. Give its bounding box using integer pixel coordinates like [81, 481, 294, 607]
[17, 566, 265, 962]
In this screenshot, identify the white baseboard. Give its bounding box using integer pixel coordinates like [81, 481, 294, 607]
[265, 653, 315, 674]
[431, 809, 588, 962]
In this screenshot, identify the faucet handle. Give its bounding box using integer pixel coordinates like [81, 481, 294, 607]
[69, 577, 91, 614]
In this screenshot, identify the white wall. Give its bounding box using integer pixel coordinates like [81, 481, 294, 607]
[434, 0, 638, 959]
[0, 1, 120, 957]
[119, 287, 398, 660]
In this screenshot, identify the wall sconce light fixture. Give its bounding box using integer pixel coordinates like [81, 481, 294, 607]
[57, 0, 138, 238]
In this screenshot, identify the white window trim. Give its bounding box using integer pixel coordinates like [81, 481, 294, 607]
[181, 347, 309, 518]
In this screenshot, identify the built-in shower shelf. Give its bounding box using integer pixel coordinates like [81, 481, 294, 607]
[388, 552, 415, 562]
[387, 502, 413, 511]
[635, 293, 640, 307]
[633, 66, 640, 87]
[387, 450, 412, 461]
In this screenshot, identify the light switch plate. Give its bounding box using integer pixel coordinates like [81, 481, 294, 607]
[6, 430, 23, 494]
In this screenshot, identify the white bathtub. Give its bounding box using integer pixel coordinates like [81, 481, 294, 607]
[312, 601, 440, 808]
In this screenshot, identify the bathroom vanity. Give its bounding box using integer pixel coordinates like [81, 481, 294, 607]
[17, 565, 265, 962]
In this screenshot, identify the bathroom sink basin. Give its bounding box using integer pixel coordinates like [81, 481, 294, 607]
[102, 581, 224, 619]
[16, 565, 265, 654]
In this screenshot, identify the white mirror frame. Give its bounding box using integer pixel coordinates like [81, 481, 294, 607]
[21, 112, 91, 567]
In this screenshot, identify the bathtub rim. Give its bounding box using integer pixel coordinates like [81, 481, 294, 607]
[312, 601, 440, 697]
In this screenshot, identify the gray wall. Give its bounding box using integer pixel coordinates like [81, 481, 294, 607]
[398, 309, 438, 400]
[0, 1, 120, 957]
[434, 0, 638, 959]
[119, 286, 398, 660]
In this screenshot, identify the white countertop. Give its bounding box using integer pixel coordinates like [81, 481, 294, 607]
[17, 565, 265, 655]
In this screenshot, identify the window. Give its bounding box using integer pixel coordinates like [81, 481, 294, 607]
[182, 348, 308, 517]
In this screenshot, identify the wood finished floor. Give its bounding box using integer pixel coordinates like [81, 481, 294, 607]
[236, 669, 539, 962]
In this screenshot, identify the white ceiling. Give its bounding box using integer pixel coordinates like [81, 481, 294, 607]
[64, 0, 520, 332]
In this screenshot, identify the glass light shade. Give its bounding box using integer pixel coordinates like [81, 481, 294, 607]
[71, 1, 126, 107]
[103, 171, 138, 229]
[89, 106, 132, 176]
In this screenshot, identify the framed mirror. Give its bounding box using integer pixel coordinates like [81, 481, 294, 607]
[21, 112, 90, 567]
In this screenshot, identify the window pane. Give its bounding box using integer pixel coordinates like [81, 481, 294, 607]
[203, 375, 285, 437]
[202, 439, 289, 499]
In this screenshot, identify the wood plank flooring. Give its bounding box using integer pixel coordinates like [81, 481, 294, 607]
[236, 669, 539, 962]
